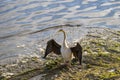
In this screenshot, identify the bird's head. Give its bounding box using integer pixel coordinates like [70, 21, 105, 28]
[58, 29, 64, 33]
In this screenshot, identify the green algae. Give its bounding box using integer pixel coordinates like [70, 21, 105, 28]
[6, 52, 120, 80]
[1, 28, 120, 80]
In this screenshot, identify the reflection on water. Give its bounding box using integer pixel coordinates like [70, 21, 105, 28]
[0, 0, 120, 64]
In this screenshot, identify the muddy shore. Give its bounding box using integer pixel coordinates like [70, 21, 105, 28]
[0, 27, 120, 80]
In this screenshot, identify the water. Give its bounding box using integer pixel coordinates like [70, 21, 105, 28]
[0, 0, 120, 64]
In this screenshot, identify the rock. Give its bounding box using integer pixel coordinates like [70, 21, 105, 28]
[108, 68, 116, 72]
[29, 74, 46, 80]
[2, 72, 14, 78]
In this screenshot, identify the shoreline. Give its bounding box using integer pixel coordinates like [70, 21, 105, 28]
[0, 27, 120, 80]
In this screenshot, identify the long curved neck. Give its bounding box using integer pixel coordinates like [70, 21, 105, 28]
[61, 30, 67, 47]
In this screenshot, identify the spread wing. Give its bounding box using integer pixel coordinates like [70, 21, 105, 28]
[70, 43, 82, 65]
[43, 39, 61, 58]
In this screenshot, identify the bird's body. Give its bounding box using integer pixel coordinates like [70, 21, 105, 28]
[61, 43, 72, 63]
[43, 29, 83, 66]
[58, 29, 72, 65]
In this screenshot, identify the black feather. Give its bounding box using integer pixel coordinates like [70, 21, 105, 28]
[70, 43, 82, 65]
[43, 39, 82, 65]
[43, 39, 61, 58]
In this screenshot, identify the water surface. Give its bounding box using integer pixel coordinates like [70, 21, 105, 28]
[0, 0, 120, 64]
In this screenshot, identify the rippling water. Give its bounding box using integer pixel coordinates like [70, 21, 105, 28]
[0, 0, 120, 64]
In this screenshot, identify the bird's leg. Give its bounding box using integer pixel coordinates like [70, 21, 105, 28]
[64, 60, 71, 67]
[68, 61, 72, 67]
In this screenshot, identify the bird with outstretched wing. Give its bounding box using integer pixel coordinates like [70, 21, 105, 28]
[43, 39, 82, 65]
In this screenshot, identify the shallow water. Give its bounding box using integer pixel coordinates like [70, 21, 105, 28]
[0, 0, 120, 64]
